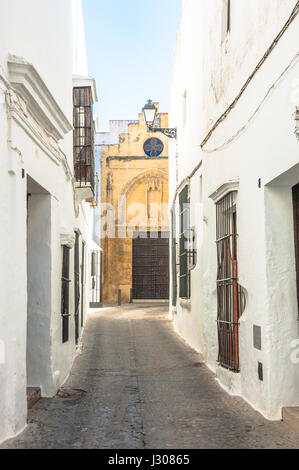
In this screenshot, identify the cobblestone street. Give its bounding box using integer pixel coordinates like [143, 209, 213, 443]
[2, 303, 299, 449]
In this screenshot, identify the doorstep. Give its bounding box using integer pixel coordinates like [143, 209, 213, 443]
[27, 387, 41, 410]
[282, 407, 299, 433]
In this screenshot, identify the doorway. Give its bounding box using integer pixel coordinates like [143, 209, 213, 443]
[27, 176, 52, 402]
[132, 232, 169, 300]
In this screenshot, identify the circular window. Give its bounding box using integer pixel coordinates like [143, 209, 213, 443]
[143, 138, 164, 157]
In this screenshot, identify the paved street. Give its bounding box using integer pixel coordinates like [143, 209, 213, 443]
[2, 303, 299, 449]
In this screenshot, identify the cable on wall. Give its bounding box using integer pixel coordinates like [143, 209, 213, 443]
[203, 51, 299, 153]
[200, 0, 299, 150]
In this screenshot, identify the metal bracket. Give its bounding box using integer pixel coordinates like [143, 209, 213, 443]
[147, 125, 177, 139]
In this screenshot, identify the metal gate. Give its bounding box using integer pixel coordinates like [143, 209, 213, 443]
[132, 232, 169, 300]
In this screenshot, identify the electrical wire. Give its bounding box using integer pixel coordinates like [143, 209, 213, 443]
[201, 0, 299, 149]
[203, 51, 299, 153]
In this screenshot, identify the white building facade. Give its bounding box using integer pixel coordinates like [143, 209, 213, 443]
[169, 0, 299, 420]
[0, 0, 100, 443]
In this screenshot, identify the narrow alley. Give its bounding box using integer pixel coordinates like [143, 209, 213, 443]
[2, 303, 299, 450]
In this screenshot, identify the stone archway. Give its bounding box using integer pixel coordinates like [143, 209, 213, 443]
[117, 169, 168, 231]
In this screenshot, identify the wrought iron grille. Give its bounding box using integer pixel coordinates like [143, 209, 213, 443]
[188, 228, 197, 270]
[216, 191, 240, 372]
[74, 232, 80, 345]
[61, 245, 71, 343]
[90, 250, 101, 306]
[81, 242, 86, 327]
[73, 87, 95, 193]
[171, 205, 177, 306]
[179, 185, 191, 298]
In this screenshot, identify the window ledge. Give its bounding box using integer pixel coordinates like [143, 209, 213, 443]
[209, 179, 239, 203]
[179, 298, 191, 310]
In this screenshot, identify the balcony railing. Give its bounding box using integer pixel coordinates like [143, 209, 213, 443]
[73, 87, 95, 196]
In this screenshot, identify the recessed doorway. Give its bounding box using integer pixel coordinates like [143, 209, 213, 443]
[132, 232, 169, 300]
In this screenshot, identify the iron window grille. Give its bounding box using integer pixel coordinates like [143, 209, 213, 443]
[74, 232, 80, 345]
[91, 251, 101, 306]
[216, 191, 241, 372]
[73, 87, 95, 194]
[171, 205, 177, 307]
[188, 227, 197, 270]
[293, 183, 299, 317]
[179, 185, 191, 298]
[81, 242, 86, 327]
[61, 245, 71, 343]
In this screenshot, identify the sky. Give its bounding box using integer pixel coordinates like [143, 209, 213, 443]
[82, 0, 182, 131]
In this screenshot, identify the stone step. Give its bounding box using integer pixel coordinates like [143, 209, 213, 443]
[27, 387, 41, 410]
[282, 407, 299, 433]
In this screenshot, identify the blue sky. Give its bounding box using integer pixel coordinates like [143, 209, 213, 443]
[82, 0, 181, 131]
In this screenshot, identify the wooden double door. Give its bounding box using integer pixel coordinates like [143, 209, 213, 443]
[132, 232, 169, 300]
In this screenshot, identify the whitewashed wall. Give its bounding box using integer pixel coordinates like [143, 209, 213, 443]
[170, 0, 299, 419]
[0, 0, 96, 443]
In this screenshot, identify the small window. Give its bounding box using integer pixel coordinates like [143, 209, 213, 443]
[61, 245, 71, 343]
[171, 205, 178, 307]
[179, 185, 191, 298]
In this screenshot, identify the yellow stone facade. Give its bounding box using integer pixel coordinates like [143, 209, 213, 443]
[100, 105, 169, 303]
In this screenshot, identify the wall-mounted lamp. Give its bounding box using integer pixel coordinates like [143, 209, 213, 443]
[142, 99, 177, 139]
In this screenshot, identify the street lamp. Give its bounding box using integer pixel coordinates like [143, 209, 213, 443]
[142, 99, 177, 139]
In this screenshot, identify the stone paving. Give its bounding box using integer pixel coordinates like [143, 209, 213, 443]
[2, 303, 299, 449]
